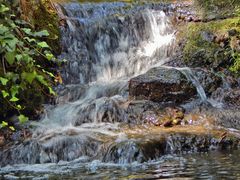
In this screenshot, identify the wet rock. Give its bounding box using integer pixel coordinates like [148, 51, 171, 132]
[165, 107, 185, 120]
[73, 96, 127, 126]
[228, 29, 237, 37]
[230, 36, 240, 52]
[103, 130, 239, 163]
[0, 133, 105, 167]
[201, 31, 215, 43]
[161, 107, 185, 127]
[192, 69, 223, 96]
[102, 137, 166, 163]
[55, 84, 87, 104]
[166, 133, 239, 153]
[205, 108, 240, 130]
[129, 67, 197, 104]
[0, 140, 41, 167]
[189, 49, 208, 67]
[223, 89, 240, 107]
[126, 100, 163, 124]
[163, 120, 173, 127]
[142, 111, 160, 126]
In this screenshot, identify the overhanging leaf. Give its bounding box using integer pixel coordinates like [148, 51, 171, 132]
[18, 114, 28, 124]
[0, 4, 9, 13]
[1, 90, 9, 98]
[46, 53, 54, 60]
[0, 77, 8, 85]
[34, 30, 49, 37]
[10, 85, 20, 97]
[10, 96, 19, 102]
[1, 121, 8, 128]
[5, 37, 18, 51]
[5, 51, 16, 65]
[21, 71, 36, 84]
[36, 75, 48, 86]
[9, 126, 15, 131]
[16, 105, 22, 110]
[48, 87, 56, 96]
[22, 28, 32, 35]
[37, 42, 49, 48]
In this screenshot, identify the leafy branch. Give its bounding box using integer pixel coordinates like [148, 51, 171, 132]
[0, 2, 58, 130]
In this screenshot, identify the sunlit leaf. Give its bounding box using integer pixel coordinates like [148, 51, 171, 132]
[46, 53, 54, 60]
[1, 121, 8, 128]
[48, 87, 56, 96]
[21, 71, 36, 84]
[1, 90, 9, 98]
[18, 114, 28, 124]
[0, 4, 9, 13]
[34, 30, 49, 37]
[36, 75, 48, 86]
[10, 96, 19, 102]
[9, 126, 15, 131]
[0, 24, 9, 35]
[0, 77, 8, 85]
[16, 105, 22, 110]
[22, 28, 32, 35]
[42, 69, 55, 77]
[16, 54, 23, 61]
[37, 42, 49, 48]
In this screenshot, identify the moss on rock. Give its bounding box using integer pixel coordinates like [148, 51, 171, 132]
[181, 17, 240, 75]
[194, 0, 240, 19]
[21, 0, 61, 54]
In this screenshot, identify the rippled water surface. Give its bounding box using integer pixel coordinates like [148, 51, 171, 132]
[1, 150, 239, 179]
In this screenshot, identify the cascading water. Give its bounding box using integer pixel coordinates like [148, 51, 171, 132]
[58, 2, 175, 84]
[41, 2, 175, 128]
[0, 2, 176, 167]
[1, 1, 240, 179]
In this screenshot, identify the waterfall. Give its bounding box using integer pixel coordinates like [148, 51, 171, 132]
[39, 2, 175, 129]
[0, 2, 239, 175]
[58, 2, 175, 84]
[177, 67, 207, 102]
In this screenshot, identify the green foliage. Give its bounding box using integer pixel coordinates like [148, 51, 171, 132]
[230, 52, 240, 74]
[0, 1, 57, 130]
[194, 0, 240, 19]
[230, 7, 240, 75]
[29, 0, 61, 54]
[182, 17, 240, 74]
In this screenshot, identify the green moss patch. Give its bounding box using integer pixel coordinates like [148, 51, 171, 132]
[181, 17, 240, 75]
[23, 0, 61, 54]
[194, 0, 240, 19]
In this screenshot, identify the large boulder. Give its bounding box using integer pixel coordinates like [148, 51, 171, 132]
[129, 67, 197, 104]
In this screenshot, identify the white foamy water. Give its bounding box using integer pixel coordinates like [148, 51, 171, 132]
[37, 7, 175, 132]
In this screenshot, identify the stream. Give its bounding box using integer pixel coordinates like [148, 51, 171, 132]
[0, 1, 240, 179]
